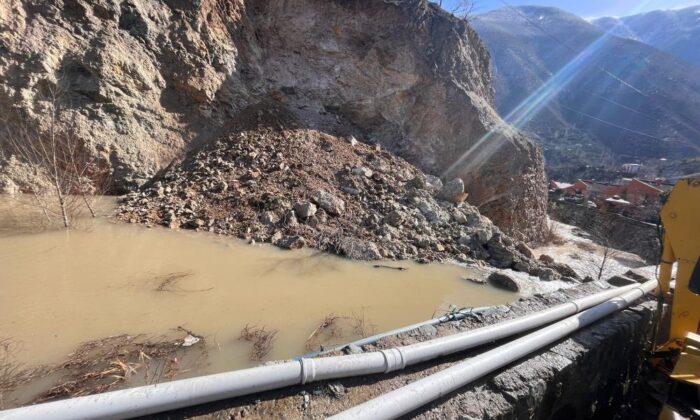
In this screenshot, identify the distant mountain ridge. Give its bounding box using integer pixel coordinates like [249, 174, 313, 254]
[593, 6, 700, 67]
[471, 6, 700, 175]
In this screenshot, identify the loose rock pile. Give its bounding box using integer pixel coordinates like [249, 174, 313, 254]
[118, 116, 551, 276]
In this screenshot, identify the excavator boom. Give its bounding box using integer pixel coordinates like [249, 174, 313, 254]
[658, 178, 700, 348]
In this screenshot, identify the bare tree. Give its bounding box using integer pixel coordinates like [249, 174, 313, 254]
[438, 0, 477, 21]
[0, 84, 109, 228]
[594, 241, 621, 280]
[585, 218, 623, 281]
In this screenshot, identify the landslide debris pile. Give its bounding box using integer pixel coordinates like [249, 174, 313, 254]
[119, 105, 555, 279]
[0, 0, 546, 241]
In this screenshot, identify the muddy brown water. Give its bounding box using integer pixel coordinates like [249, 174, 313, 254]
[0, 197, 517, 402]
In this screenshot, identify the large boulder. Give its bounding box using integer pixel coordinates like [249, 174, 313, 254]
[437, 178, 467, 204]
[310, 191, 345, 216]
[338, 237, 383, 260]
[488, 271, 520, 292]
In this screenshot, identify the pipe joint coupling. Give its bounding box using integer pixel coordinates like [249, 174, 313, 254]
[300, 358, 316, 384]
[381, 348, 407, 373]
[571, 301, 581, 312]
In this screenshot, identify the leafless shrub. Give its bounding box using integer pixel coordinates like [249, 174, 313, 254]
[0, 82, 110, 228]
[579, 219, 625, 281]
[591, 245, 622, 281]
[306, 314, 343, 350]
[239, 325, 278, 361]
[259, 251, 333, 277]
[349, 311, 375, 338]
[305, 312, 376, 351]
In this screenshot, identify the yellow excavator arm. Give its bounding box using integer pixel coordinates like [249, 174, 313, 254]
[658, 178, 700, 386]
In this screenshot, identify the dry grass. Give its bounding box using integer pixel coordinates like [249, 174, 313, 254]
[540, 220, 566, 246]
[150, 271, 212, 293]
[239, 325, 278, 361]
[576, 241, 597, 252]
[305, 314, 343, 350]
[0, 329, 205, 408]
[35, 330, 205, 403]
[305, 312, 375, 351]
[154, 271, 193, 292]
[0, 338, 52, 409]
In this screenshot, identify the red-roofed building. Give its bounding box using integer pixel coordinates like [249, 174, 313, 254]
[549, 179, 589, 196]
[549, 180, 573, 191]
[552, 177, 664, 221]
[570, 179, 589, 196]
[624, 178, 663, 206]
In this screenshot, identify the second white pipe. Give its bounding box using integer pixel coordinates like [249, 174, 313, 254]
[330, 280, 657, 419]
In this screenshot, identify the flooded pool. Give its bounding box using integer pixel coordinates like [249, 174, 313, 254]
[0, 197, 517, 405]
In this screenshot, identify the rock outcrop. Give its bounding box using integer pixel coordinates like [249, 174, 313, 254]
[0, 0, 546, 240]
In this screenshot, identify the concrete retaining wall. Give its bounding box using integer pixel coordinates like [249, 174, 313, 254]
[424, 300, 658, 419]
[549, 200, 661, 262]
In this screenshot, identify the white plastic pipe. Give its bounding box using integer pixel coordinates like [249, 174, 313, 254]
[330, 280, 657, 420]
[0, 283, 639, 420]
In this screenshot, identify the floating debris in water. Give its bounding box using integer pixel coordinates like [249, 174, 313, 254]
[182, 335, 200, 347]
[372, 265, 407, 271]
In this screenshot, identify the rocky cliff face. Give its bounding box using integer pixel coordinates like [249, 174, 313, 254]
[0, 0, 546, 240]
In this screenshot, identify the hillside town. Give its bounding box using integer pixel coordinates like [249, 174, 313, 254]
[549, 170, 672, 222]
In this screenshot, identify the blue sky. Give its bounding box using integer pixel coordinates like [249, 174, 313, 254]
[438, 0, 700, 17]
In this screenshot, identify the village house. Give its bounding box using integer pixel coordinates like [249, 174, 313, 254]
[620, 178, 663, 206]
[549, 179, 589, 196]
[622, 163, 642, 175]
[549, 177, 665, 221]
[549, 180, 573, 192]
